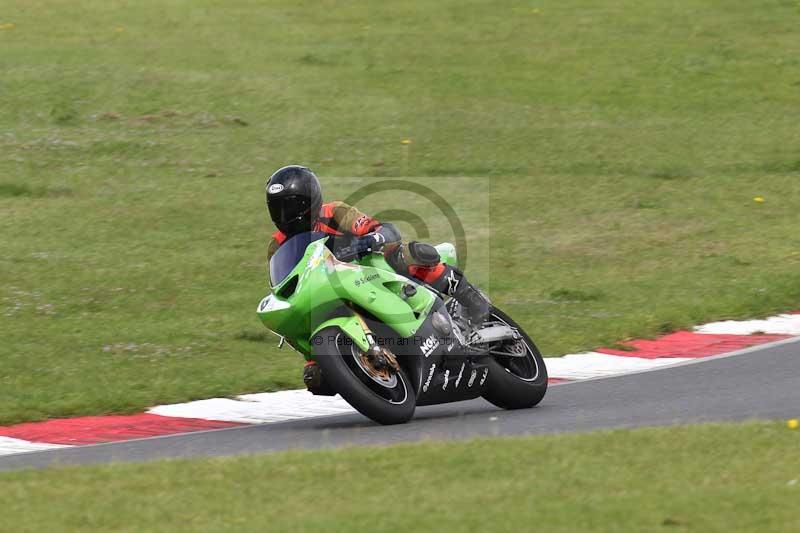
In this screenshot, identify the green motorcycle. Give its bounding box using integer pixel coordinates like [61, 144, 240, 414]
[257, 231, 547, 425]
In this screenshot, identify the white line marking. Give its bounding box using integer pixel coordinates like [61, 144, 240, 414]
[148, 390, 355, 424]
[0, 437, 71, 457]
[694, 314, 800, 335]
[544, 352, 692, 380]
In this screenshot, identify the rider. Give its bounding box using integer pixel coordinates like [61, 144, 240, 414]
[265, 165, 490, 388]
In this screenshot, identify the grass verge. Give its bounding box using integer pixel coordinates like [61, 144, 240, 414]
[2, 422, 799, 532]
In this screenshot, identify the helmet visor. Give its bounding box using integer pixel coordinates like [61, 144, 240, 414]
[268, 195, 312, 225]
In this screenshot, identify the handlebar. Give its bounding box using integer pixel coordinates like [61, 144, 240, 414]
[333, 245, 361, 263]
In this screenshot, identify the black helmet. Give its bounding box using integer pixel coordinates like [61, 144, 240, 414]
[265, 165, 323, 237]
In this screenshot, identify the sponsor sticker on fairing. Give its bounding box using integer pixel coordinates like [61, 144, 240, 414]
[354, 273, 379, 287]
[422, 364, 436, 392]
[420, 334, 440, 357]
[442, 369, 450, 390]
[467, 369, 478, 387]
[454, 363, 465, 388]
[479, 368, 489, 386]
[257, 295, 291, 313]
[308, 245, 325, 269]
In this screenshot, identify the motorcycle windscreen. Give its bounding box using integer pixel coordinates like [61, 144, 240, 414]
[269, 231, 329, 287]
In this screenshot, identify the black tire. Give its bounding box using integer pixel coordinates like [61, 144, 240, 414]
[312, 327, 416, 425]
[481, 307, 548, 410]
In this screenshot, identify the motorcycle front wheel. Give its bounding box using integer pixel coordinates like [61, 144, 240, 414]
[479, 307, 548, 409]
[312, 327, 416, 425]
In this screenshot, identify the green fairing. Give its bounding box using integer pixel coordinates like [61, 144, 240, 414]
[434, 242, 458, 267]
[257, 238, 442, 360]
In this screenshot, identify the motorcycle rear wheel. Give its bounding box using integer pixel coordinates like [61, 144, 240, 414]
[312, 327, 416, 425]
[479, 307, 548, 409]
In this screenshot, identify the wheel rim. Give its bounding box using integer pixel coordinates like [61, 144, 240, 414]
[350, 343, 398, 388]
[335, 334, 409, 405]
[483, 313, 540, 382]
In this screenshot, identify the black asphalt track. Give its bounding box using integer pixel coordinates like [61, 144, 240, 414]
[1, 337, 798, 471]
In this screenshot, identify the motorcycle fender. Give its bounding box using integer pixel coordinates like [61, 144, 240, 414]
[311, 316, 371, 353]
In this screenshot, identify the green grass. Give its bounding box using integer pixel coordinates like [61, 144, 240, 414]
[2, 0, 800, 424]
[2, 422, 799, 532]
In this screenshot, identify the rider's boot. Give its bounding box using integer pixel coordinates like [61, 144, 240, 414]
[451, 272, 491, 326]
[303, 360, 322, 389]
[435, 266, 491, 326]
[303, 360, 335, 396]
